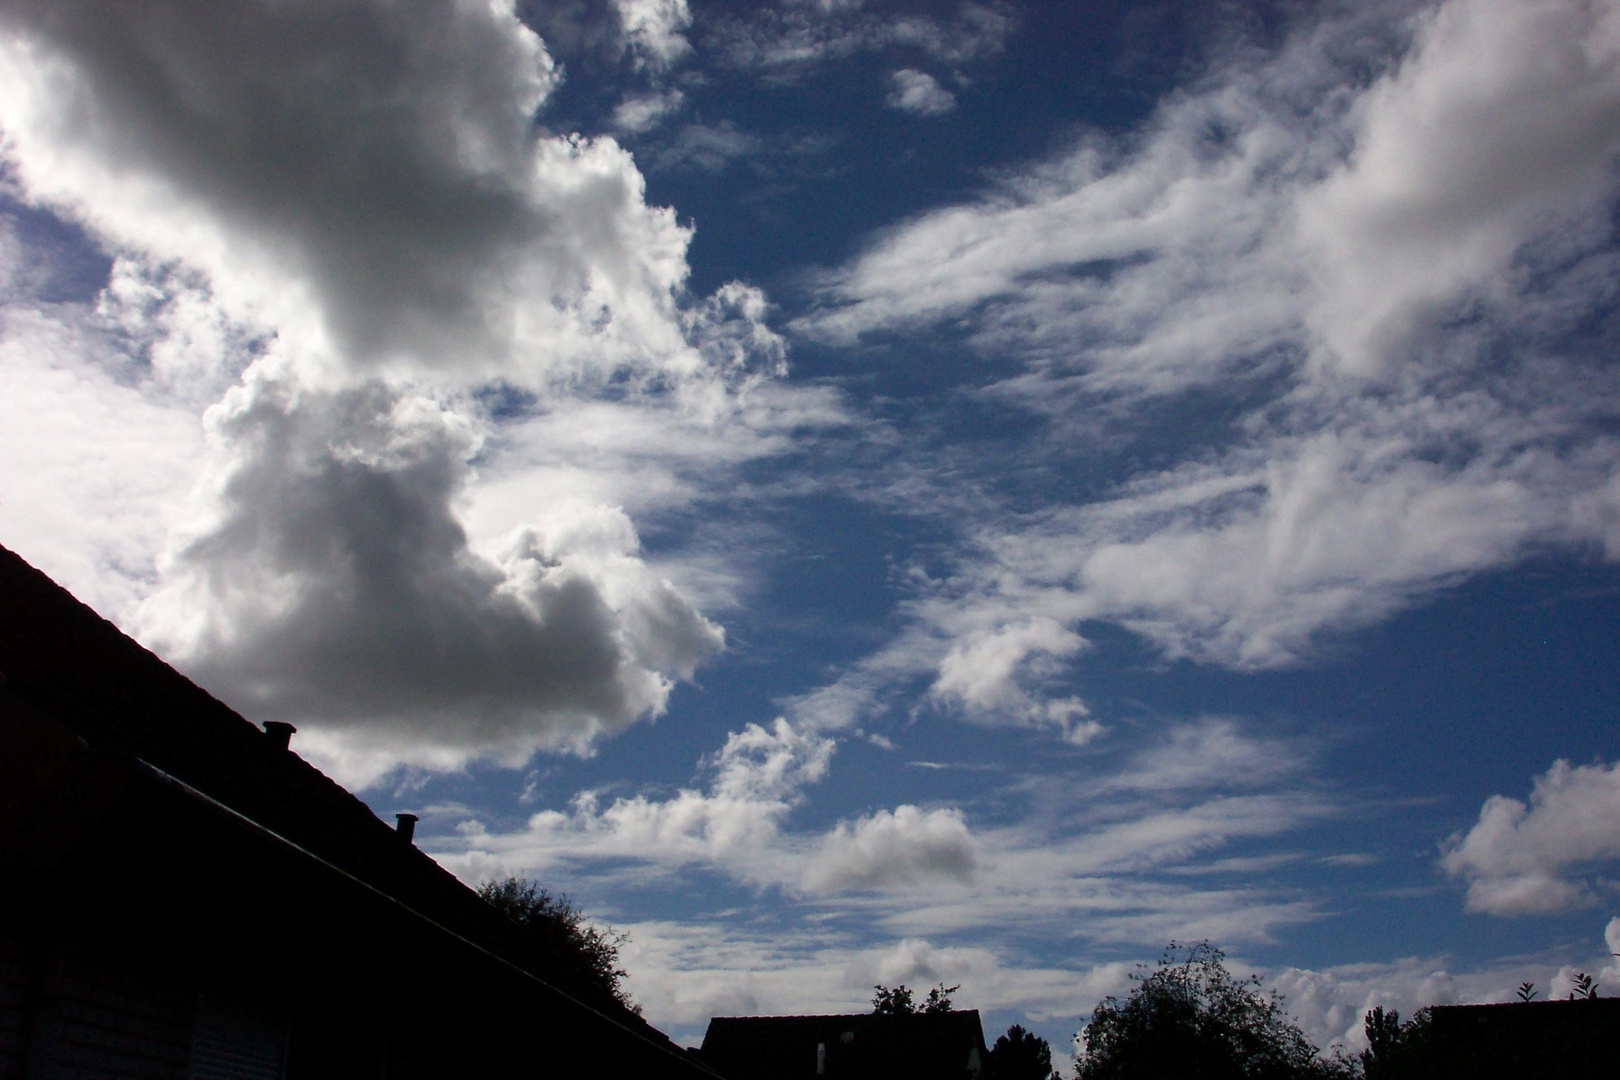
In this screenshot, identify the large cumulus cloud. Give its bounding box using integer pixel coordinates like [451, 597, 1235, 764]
[0, 0, 798, 783]
[135, 367, 723, 782]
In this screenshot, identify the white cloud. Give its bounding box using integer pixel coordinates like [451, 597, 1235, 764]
[432, 712, 1337, 953]
[130, 368, 724, 787]
[439, 718, 983, 897]
[650, 121, 765, 174]
[438, 717, 837, 884]
[612, 920, 1130, 1042]
[887, 69, 957, 116]
[1269, 916, 1620, 1053]
[1297, 0, 1620, 375]
[1441, 758, 1620, 915]
[614, 0, 693, 70]
[608, 917, 1620, 1053]
[708, 1, 1014, 77]
[805, 806, 976, 892]
[1110, 719, 1305, 793]
[0, 0, 826, 781]
[612, 88, 688, 134]
[932, 617, 1083, 712]
[0, 0, 706, 389]
[0, 288, 202, 620]
[787, 0, 1620, 703]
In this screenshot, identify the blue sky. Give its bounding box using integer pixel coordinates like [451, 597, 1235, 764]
[3, 0, 1620, 1062]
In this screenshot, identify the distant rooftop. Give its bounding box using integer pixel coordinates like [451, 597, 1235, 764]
[700, 1010, 987, 1080]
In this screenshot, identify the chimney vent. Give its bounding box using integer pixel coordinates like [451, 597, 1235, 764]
[395, 813, 418, 843]
[262, 721, 296, 751]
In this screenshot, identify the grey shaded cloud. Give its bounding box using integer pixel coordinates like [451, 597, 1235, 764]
[886, 69, 957, 116]
[613, 0, 693, 70]
[137, 372, 723, 781]
[0, 0, 815, 783]
[804, 805, 976, 892]
[706, 1, 1014, 78]
[0, 0, 697, 388]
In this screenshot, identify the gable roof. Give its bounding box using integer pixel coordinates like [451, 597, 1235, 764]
[0, 543, 713, 1075]
[700, 1010, 987, 1080]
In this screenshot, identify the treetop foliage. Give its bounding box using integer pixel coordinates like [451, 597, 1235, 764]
[871, 982, 961, 1015]
[1075, 942, 1354, 1080]
[1358, 1006, 1431, 1080]
[987, 1023, 1059, 1080]
[477, 876, 636, 1013]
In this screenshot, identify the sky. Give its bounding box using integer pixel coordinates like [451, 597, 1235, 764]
[3, 0, 1620, 1063]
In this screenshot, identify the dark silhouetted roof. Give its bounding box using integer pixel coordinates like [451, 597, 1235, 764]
[0, 543, 715, 1077]
[1427, 998, 1620, 1079]
[700, 1010, 987, 1080]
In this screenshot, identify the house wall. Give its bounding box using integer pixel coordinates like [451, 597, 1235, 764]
[0, 935, 31, 1077]
[0, 936, 195, 1080]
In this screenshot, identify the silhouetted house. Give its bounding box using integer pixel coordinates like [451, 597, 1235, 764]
[0, 545, 718, 1079]
[698, 1011, 987, 1080]
[1426, 998, 1620, 1079]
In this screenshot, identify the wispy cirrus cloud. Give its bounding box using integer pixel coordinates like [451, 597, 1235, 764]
[784, 0, 1620, 722]
[705, 1, 1015, 78]
[431, 713, 1339, 981]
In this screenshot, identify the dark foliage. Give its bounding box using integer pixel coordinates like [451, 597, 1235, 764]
[477, 876, 636, 1012]
[1074, 942, 1354, 1080]
[1358, 1006, 1431, 1080]
[872, 982, 960, 1015]
[987, 1023, 1059, 1080]
[872, 984, 916, 1015]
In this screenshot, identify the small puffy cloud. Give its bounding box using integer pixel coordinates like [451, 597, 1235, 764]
[438, 717, 837, 879]
[887, 69, 956, 116]
[804, 805, 976, 892]
[931, 617, 1092, 740]
[933, 617, 1083, 710]
[1441, 759, 1620, 915]
[612, 88, 687, 134]
[613, 0, 693, 70]
[441, 720, 974, 897]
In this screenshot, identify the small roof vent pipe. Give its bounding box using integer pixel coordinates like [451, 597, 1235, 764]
[395, 813, 418, 843]
[262, 721, 296, 751]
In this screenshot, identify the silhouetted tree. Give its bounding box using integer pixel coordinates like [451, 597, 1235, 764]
[987, 1024, 1059, 1080]
[1567, 971, 1598, 1000]
[1359, 1006, 1431, 1080]
[1074, 942, 1354, 1080]
[872, 982, 961, 1015]
[478, 876, 636, 1012]
[873, 984, 916, 1015]
[924, 983, 962, 1014]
